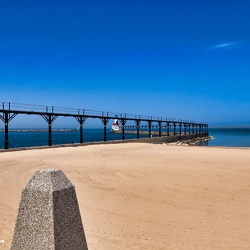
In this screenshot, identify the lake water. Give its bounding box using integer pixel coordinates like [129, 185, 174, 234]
[0, 128, 250, 149]
[0, 129, 148, 149]
[207, 128, 250, 147]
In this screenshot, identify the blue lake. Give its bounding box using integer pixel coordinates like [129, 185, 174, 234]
[207, 128, 250, 147]
[0, 129, 148, 149]
[0, 128, 250, 149]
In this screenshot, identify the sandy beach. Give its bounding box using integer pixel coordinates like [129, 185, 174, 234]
[1, 143, 250, 249]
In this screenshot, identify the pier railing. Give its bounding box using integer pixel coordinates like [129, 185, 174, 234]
[0, 102, 208, 149]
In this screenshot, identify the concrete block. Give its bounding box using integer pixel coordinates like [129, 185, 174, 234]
[11, 169, 88, 250]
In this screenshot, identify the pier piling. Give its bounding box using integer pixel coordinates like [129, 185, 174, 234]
[41, 114, 58, 146]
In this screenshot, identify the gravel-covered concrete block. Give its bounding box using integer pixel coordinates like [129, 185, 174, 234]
[11, 169, 88, 250]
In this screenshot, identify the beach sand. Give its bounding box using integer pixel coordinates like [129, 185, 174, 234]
[0, 143, 250, 249]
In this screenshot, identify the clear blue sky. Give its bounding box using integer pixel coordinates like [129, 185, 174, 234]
[1, 0, 250, 127]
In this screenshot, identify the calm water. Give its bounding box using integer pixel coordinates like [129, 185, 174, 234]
[0, 128, 250, 149]
[208, 128, 250, 147]
[0, 128, 148, 149]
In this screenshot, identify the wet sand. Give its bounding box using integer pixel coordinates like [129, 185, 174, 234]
[1, 143, 250, 249]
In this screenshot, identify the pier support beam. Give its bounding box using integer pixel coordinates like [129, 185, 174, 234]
[147, 121, 152, 138]
[158, 121, 162, 137]
[41, 114, 58, 146]
[120, 119, 126, 140]
[184, 124, 187, 135]
[0, 111, 17, 149]
[75, 116, 87, 143]
[173, 122, 176, 136]
[4, 114, 8, 149]
[179, 123, 182, 135]
[135, 120, 141, 139]
[167, 122, 170, 136]
[100, 118, 109, 142]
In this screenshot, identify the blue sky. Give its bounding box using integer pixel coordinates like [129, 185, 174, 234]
[1, 0, 250, 127]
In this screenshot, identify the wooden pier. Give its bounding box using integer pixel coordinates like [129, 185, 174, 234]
[0, 102, 208, 149]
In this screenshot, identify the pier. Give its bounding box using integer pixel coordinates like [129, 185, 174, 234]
[0, 102, 208, 149]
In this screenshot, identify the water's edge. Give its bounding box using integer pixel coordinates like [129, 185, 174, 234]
[0, 133, 210, 152]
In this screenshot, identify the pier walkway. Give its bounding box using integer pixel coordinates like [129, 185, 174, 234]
[0, 102, 208, 149]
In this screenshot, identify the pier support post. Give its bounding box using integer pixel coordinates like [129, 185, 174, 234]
[167, 122, 170, 136]
[147, 121, 152, 138]
[192, 124, 195, 134]
[120, 119, 126, 140]
[80, 117, 86, 143]
[135, 120, 141, 139]
[75, 116, 87, 143]
[188, 124, 191, 134]
[173, 122, 176, 136]
[195, 124, 198, 134]
[104, 122, 107, 141]
[11, 169, 88, 250]
[4, 113, 9, 149]
[48, 116, 52, 146]
[158, 121, 162, 137]
[41, 114, 58, 146]
[179, 123, 182, 135]
[80, 120, 83, 143]
[0, 110, 17, 149]
[184, 124, 186, 135]
[100, 118, 109, 142]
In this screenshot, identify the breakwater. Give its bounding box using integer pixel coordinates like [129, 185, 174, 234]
[112, 130, 175, 136]
[107, 133, 210, 145]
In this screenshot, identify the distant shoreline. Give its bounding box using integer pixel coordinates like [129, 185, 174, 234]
[0, 129, 75, 133]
